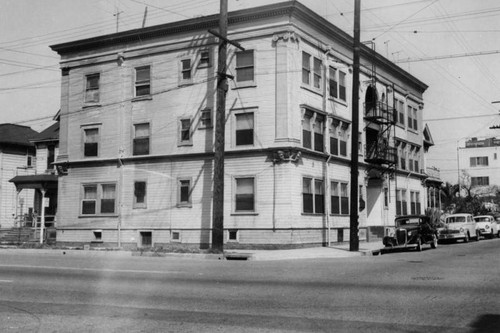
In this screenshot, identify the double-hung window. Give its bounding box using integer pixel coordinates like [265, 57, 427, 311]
[471, 176, 489, 186]
[235, 50, 254, 83]
[470, 156, 488, 167]
[235, 177, 255, 212]
[135, 66, 151, 97]
[198, 50, 211, 68]
[235, 112, 254, 146]
[313, 114, 324, 152]
[83, 127, 99, 157]
[313, 58, 322, 89]
[395, 99, 405, 126]
[200, 109, 212, 128]
[302, 52, 311, 85]
[410, 191, 421, 215]
[331, 181, 349, 215]
[302, 109, 325, 152]
[179, 118, 192, 146]
[302, 51, 322, 91]
[134, 181, 147, 209]
[302, 178, 324, 214]
[85, 73, 100, 103]
[329, 67, 347, 101]
[178, 178, 192, 207]
[81, 183, 116, 215]
[180, 58, 192, 85]
[330, 120, 349, 157]
[396, 189, 407, 216]
[133, 123, 150, 155]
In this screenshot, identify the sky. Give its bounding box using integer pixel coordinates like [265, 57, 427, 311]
[1, 0, 500, 184]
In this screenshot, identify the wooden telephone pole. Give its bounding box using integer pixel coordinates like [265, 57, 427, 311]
[210, 0, 245, 252]
[350, 0, 361, 251]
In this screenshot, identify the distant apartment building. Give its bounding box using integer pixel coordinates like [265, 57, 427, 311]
[459, 137, 500, 188]
[50, 1, 437, 249]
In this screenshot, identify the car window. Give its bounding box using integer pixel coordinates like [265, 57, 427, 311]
[446, 216, 465, 223]
[396, 217, 421, 227]
[474, 217, 490, 222]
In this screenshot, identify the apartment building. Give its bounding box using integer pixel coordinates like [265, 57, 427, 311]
[50, 1, 434, 249]
[459, 137, 500, 188]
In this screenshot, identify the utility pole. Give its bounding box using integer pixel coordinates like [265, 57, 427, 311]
[350, 0, 361, 252]
[211, 0, 229, 252]
[209, 0, 245, 252]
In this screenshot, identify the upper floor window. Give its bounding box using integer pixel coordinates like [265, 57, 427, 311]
[470, 156, 488, 167]
[302, 109, 324, 152]
[407, 105, 418, 131]
[85, 73, 100, 103]
[200, 109, 212, 128]
[329, 67, 347, 101]
[83, 128, 99, 157]
[235, 50, 254, 83]
[179, 118, 192, 146]
[135, 66, 151, 97]
[198, 50, 211, 68]
[133, 123, 150, 155]
[235, 112, 254, 146]
[302, 52, 322, 90]
[471, 176, 489, 186]
[180, 58, 192, 84]
[235, 177, 255, 212]
[330, 120, 349, 157]
[395, 99, 405, 126]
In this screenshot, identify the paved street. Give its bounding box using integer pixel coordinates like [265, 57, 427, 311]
[0, 239, 499, 332]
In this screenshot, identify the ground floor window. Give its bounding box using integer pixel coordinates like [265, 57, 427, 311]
[303, 177, 324, 214]
[235, 177, 255, 212]
[331, 181, 349, 215]
[410, 191, 421, 215]
[396, 189, 407, 216]
[81, 183, 116, 215]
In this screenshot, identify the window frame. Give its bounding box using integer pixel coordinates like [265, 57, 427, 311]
[133, 180, 147, 209]
[80, 182, 117, 216]
[233, 176, 256, 214]
[233, 110, 255, 147]
[331, 180, 349, 215]
[198, 49, 211, 68]
[82, 124, 101, 158]
[179, 58, 193, 85]
[178, 118, 193, 146]
[134, 65, 151, 98]
[302, 177, 325, 215]
[199, 108, 212, 129]
[133, 122, 150, 155]
[235, 49, 255, 86]
[328, 66, 347, 102]
[84, 73, 100, 105]
[301, 51, 322, 93]
[177, 177, 192, 207]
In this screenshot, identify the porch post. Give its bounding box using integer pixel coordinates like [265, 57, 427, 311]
[15, 188, 21, 227]
[40, 189, 46, 244]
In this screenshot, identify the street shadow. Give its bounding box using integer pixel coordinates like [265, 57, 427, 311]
[469, 314, 500, 333]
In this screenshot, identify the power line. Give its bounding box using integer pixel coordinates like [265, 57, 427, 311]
[395, 49, 500, 63]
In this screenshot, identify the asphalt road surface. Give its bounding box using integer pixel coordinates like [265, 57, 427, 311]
[0, 239, 499, 332]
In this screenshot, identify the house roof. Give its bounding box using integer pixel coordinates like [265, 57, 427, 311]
[0, 124, 38, 147]
[31, 122, 59, 143]
[423, 124, 434, 147]
[9, 174, 58, 190]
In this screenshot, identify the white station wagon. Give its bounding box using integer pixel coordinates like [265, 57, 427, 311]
[474, 215, 499, 239]
[438, 213, 479, 243]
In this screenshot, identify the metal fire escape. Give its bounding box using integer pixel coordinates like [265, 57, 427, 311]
[362, 41, 397, 175]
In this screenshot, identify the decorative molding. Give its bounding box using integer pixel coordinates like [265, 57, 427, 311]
[272, 31, 300, 43]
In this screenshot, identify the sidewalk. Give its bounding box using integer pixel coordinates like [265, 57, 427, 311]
[224, 241, 384, 261]
[0, 241, 385, 261]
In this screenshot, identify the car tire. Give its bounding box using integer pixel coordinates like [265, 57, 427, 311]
[431, 234, 438, 249]
[416, 238, 422, 252]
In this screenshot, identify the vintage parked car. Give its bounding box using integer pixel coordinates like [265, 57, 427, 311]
[438, 213, 479, 243]
[474, 215, 499, 239]
[383, 215, 438, 251]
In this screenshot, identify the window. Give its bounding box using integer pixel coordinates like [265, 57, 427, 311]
[180, 58, 192, 83]
[396, 189, 407, 216]
[302, 52, 322, 91]
[27, 155, 35, 168]
[235, 50, 254, 83]
[331, 181, 349, 215]
[228, 230, 238, 242]
[470, 156, 488, 167]
[133, 181, 147, 209]
[302, 52, 311, 85]
[407, 105, 418, 130]
[329, 67, 347, 101]
[179, 118, 192, 145]
[303, 177, 324, 214]
[384, 188, 389, 208]
[235, 113, 254, 146]
[235, 177, 255, 212]
[133, 123, 150, 155]
[199, 50, 210, 68]
[410, 191, 421, 215]
[395, 99, 405, 126]
[85, 73, 100, 103]
[200, 109, 212, 128]
[135, 66, 151, 97]
[303, 109, 325, 152]
[140, 231, 152, 247]
[471, 176, 489, 186]
[81, 183, 116, 215]
[330, 120, 349, 157]
[399, 146, 407, 170]
[47, 144, 55, 170]
[178, 179, 191, 206]
[84, 128, 99, 157]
